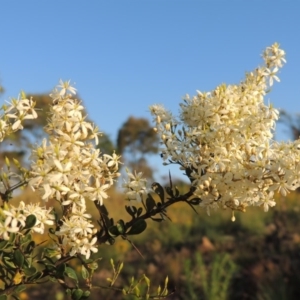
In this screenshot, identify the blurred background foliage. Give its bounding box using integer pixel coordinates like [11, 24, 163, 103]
[1, 89, 300, 299]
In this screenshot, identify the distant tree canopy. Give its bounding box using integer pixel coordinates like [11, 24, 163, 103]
[117, 116, 158, 156]
[97, 133, 115, 155]
[117, 116, 159, 179]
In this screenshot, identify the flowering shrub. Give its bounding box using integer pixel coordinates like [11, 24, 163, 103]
[150, 43, 292, 220]
[0, 43, 295, 299]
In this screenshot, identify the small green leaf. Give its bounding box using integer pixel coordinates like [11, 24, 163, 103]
[81, 265, 89, 280]
[127, 219, 147, 235]
[189, 198, 201, 205]
[136, 207, 143, 217]
[134, 286, 140, 297]
[1, 246, 14, 253]
[151, 182, 165, 203]
[82, 291, 91, 299]
[108, 225, 119, 237]
[8, 233, 16, 243]
[23, 266, 37, 277]
[44, 246, 60, 258]
[143, 274, 150, 286]
[0, 240, 8, 250]
[71, 288, 83, 300]
[20, 233, 32, 245]
[125, 205, 137, 217]
[65, 267, 78, 283]
[14, 285, 26, 294]
[116, 220, 125, 234]
[49, 227, 56, 234]
[0, 295, 8, 300]
[157, 285, 161, 295]
[108, 237, 115, 245]
[87, 261, 98, 271]
[14, 249, 24, 268]
[165, 186, 174, 197]
[56, 263, 66, 279]
[146, 195, 156, 212]
[28, 271, 43, 281]
[3, 257, 16, 269]
[23, 215, 37, 230]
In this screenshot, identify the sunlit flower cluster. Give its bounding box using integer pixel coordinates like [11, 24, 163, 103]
[0, 93, 37, 141]
[55, 205, 98, 259]
[150, 43, 296, 216]
[26, 80, 121, 258]
[0, 201, 54, 240]
[122, 169, 149, 202]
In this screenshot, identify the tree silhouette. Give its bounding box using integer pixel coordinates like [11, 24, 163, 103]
[117, 116, 159, 179]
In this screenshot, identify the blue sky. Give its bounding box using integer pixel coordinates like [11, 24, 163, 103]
[1, 1, 300, 180]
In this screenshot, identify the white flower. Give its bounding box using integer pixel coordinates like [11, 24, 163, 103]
[0, 218, 19, 240]
[57, 79, 77, 96]
[80, 237, 98, 259]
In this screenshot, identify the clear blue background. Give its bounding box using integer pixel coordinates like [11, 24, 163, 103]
[1, 0, 299, 179]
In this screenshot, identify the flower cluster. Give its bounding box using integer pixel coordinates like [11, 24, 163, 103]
[0, 95, 46, 240]
[150, 43, 296, 215]
[28, 80, 121, 258]
[0, 93, 37, 141]
[0, 201, 55, 240]
[122, 169, 148, 202]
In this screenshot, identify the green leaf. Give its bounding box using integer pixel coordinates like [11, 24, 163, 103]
[25, 241, 35, 253]
[151, 182, 165, 203]
[0, 240, 8, 250]
[108, 237, 115, 245]
[8, 233, 16, 244]
[87, 262, 98, 270]
[165, 186, 174, 197]
[49, 228, 56, 234]
[1, 246, 14, 253]
[81, 265, 89, 280]
[20, 233, 32, 245]
[71, 288, 83, 300]
[0, 295, 8, 300]
[28, 271, 43, 282]
[136, 207, 143, 217]
[14, 249, 24, 268]
[116, 220, 125, 234]
[3, 257, 16, 269]
[82, 291, 91, 299]
[13, 285, 26, 294]
[23, 266, 37, 277]
[189, 198, 201, 205]
[44, 247, 60, 258]
[127, 219, 147, 235]
[146, 195, 156, 212]
[56, 263, 66, 279]
[125, 205, 137, 217]
[108, 225, 119, 237]
[65, 267, 78, 283]
[23, 215, 37, 230]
